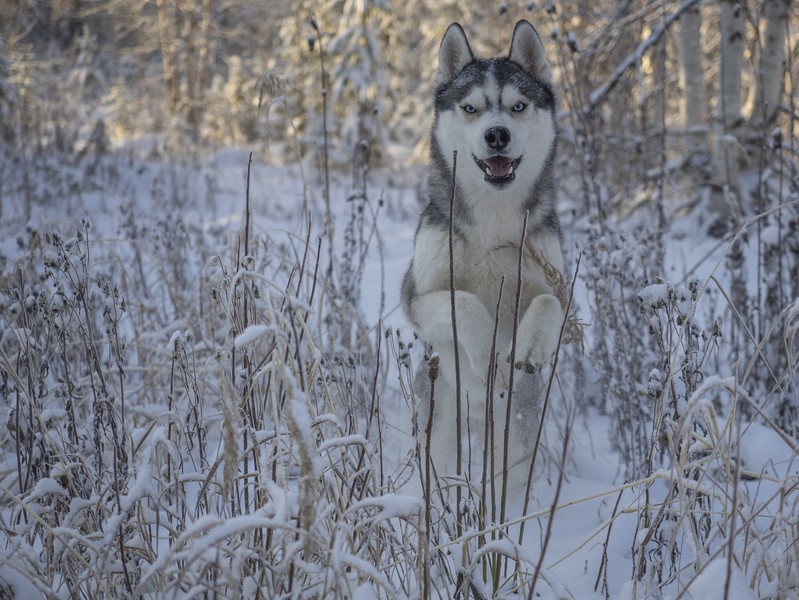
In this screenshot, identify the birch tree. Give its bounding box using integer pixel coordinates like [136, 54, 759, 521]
[745, 0, 790, 127]
[678, 2, 706, 160]
[711, 0, 746, 218]
[155, 0, 180, 115]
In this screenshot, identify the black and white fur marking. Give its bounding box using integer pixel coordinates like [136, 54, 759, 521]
[401, 21, 565, 487]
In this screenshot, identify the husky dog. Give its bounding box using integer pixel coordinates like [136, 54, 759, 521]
[402, 21, 565, 488]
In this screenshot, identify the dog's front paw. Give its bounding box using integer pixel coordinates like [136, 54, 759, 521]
[515, 338, 555, 373]
[515, 294, 563, 373]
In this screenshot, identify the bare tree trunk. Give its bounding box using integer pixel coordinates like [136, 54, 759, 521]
[182, 0, 198, 136]
[156, 0, 180, 114]
[710, 0, 746, 219]
[746, 0, 789, 127]
[678, 2, 706, 158]
[199, 0, 213, 94]
[194, 0, 214, 139]
[718, 0, 744, 143]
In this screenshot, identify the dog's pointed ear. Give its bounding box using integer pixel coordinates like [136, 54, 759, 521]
[437, 23, 474, 85]
[508, 20, 552, 84]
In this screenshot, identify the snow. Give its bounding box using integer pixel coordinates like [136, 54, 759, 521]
[1, 147, 796, 599]
[28, 477, 69, 500]
[347, 494, 422, 520]
[233, 323, 274, 347]
[688, 558, 756, 600]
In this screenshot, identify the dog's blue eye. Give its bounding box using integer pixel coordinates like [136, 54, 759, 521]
[512, 101, 527, 112]
[462, 104, 477, 114]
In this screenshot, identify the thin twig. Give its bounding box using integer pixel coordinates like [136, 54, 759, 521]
[447, 150, 463, 535]
[723, 391, 742, 600]
[519, 254, 581, 546]
[500, 210, 530, 540]
[526, 423, 571, 600]
[310, 15, 335, 284]
[424, 354, 440, 600]
[594, 487, 625, 599]
[482, 274, 505, 587]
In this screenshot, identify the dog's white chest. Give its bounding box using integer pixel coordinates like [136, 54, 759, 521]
[454, 241, 543, 340]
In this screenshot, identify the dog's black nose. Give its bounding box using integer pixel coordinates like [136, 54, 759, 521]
[484, 126, 511, 150]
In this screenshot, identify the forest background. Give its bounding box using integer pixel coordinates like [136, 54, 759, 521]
[1, 0, 798, 598]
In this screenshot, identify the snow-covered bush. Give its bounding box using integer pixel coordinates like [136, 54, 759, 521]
[578, 215, 799, 598]
[581, 228, 665, 478]
[0, 158, 421, 597]
[1, 2, 798, 597]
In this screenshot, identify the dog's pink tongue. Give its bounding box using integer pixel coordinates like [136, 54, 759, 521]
[485, 156, 513, 177]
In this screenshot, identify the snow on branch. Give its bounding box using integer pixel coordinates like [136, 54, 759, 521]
[583, 0, 703, 114]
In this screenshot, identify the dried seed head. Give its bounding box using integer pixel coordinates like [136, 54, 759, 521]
[772, 127, 783, 150]
[427, 353, 440, 382]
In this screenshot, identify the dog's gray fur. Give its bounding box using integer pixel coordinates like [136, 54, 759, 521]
[402, 21, 565, 488]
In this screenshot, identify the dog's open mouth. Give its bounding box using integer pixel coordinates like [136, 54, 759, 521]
[473, 155, 522, 184]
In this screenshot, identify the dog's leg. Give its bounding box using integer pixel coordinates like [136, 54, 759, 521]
[416, 349, 490, 480]
[514, 293, 563, 372]
[410, 290, 496, 383]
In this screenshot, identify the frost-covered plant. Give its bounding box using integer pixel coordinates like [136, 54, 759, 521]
[581, 226, 665, 478]
[327, 0, 390, 165]
[387, 328, 573, 600]
[731, 135, 799, 435]
[624, 273, 799, 599]
[1, 220, 139, 596]
[0, 147, 433, 597]
[385, 239, 581, 598]
[632, 280, 721, 591]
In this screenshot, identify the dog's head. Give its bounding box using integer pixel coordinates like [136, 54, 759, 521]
[432, 21, 556, 194]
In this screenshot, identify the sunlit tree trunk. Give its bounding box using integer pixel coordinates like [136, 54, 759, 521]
[199, 0, 212, 96]
[678, 3, 706, 158]
[183, 0, 198, 127]
[156, 0, 180, 114]
[746, 0, 790, 126]
[710, 0, 745, 218]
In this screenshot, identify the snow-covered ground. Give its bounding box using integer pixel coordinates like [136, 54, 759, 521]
[1, 148, 797, 599]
